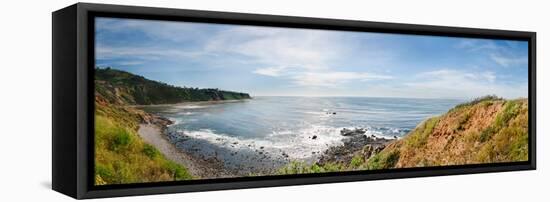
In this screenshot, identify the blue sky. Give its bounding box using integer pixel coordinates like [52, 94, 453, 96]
[95, 17, 528, 99]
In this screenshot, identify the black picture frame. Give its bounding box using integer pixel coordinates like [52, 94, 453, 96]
[52, 2, 536, 199]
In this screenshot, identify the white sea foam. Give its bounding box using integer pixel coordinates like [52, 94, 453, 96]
[177, 129, 273, 153]
[171, 123, 403, 163]
[173, 105, 208, 109]
[268, 130, 293, 137]
[176, 125, 350, 160]
[161, 105, 209, 113]
[166, 117, 180, 126]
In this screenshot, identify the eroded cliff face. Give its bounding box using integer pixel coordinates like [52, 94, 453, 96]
[369, 98, 528, 169]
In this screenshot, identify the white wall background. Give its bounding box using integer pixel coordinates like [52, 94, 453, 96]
[0, 0, 546, 201]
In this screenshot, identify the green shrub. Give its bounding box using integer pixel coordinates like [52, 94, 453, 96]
[495, 101, 520, 129]
[455, 111, 471, 131]
[405, 117, 439, 148]
[277, 161, 345, 175]
[479, 126, 496, 142]
[350, 155, 365, 168]
[95, 164, 114, 182]
[478, 101, 520, 143]
[165, 161, 193, 181]
[508, 130, 529, 161]
[367, 150, 400, 170]
[476, 100, 528, 163]
[110, 127, 133, 152]
[452, 95, 502, 110]
[142, 144, 160, 159]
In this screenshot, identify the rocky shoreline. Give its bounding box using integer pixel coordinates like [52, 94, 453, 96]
[167, 129, 291, 176]
[140, 108, 397, 178]
[318, 128, 395, 166]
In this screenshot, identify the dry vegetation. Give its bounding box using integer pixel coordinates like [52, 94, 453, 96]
[370, 97, 528, 168]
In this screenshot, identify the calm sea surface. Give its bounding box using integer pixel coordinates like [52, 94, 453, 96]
[139, 96, 462, 174]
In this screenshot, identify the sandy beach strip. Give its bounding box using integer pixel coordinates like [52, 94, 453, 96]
[137, 124, 235, 179]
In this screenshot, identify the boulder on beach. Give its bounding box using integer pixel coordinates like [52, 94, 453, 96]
[361, 144, 386, 161]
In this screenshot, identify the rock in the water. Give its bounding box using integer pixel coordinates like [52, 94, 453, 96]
[340, 128, 366, 136]
[281, 152, 289, 158]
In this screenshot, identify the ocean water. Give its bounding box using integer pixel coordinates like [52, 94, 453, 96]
[139, 96, 462, 174]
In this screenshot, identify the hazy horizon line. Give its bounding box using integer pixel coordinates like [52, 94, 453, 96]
[249, 95, 527, 101]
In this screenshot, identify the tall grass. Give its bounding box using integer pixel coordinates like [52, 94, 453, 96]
[94, 104, 193, 185]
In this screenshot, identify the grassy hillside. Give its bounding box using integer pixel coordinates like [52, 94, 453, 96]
[369, 96, 528, 168]
[95, 67, 251, 105]
[94, 96, 193, 185]
[278, 96, 529, 174]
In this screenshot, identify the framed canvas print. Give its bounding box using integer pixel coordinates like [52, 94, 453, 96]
[52, 3, 536, 199]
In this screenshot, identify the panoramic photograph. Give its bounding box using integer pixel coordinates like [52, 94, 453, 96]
[93, 17, 529, 185]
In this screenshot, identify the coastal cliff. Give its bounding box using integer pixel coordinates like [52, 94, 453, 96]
[279, 96, 529, 174]
[95, 67, 251, 105]
[368, 96, 528, 169]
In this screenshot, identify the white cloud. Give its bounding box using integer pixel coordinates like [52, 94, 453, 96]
[481, 71, 496, 83]
[418, 69, 495, 83]
[116, 61, 144, 66]
[456, 39, 500, 52]
[96, 17, 209, 43]
[456, 39, 528, 68]
[252, 66, 286, 77]
[291, 71, 392, 87]
[404, 69, 526, 99]
[205, 26, 346, 71]
[205, 26, 392, 87]
[490, 54, 527, 67]
[95, 44, 208, 61]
